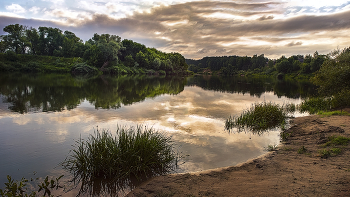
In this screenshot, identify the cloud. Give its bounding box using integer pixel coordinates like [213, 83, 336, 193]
[286, 41, 303, 47]
[258, 15, 274, 21]
[6, 4, 26, 14]
[29, 6, 41, 14]
[1, 1, 350, 59]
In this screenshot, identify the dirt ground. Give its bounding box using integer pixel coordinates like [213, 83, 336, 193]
[127, 115, 350, 197]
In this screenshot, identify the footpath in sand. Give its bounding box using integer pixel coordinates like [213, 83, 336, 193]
[127, 115, 350, 196]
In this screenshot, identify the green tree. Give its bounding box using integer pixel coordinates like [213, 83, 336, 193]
[153, 57, 161, 70]
[2, 24, 30, 54]
[25, 27, 40, 55]
[38, 27, 64, 56]
[275, 59, 292, 73]
[312, 47, 350, 96]
[83, 33, 122, 68]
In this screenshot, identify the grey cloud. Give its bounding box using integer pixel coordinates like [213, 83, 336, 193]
[286, 41, 302, 47]
[258, 15, 274, 21]
[1, 1, 350, 59]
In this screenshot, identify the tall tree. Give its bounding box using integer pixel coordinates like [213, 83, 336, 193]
[2, 24, 30, 54]
[312, 47, 350, 96]
[25, 27, 40, 55]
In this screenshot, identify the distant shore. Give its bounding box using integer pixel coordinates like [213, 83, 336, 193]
[127, 114, 350, 196]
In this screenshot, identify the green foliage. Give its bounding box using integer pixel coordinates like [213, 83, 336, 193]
[318, 148, 342, 158]
[276, 73, 284, 80]
[5, 51, 18, 61]
[317, 111, 350, 116]
[323, 136, 350, 147]
[299, 92, 350, 114]
[62, 126, 179, 193]
[312, 47, 350, 97]
[2, 24, 190, 75]
[298, 97, 333, 114]
[0, 175, 63, 197]
[71, 63, 99, 74]
[266, 144, 278, 151]
[280, 131, 291, 141]
[318, 135, 349, 158]
[0, 53, 83, 73]
[297, 146, 307, 154]
[275, 59, 292, 73]
[225, 102, 290, 132]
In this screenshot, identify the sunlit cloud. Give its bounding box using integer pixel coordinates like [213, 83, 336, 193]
[29, 6, 41, 14]
[5, 4, 26, 14]
[1, 0, 350, 59]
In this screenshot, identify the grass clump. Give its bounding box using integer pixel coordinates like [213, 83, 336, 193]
[266, 144, 278, 151]
[298, 97, 332, 114]
[297, 146, 307, 154]
[280, 131, 291, 141]
[62, 125, 179, 193]
[318, 148, 342, 158]
[318, 111, 350, 117]
[323, 136, 350, 147]
[225, 102, 290, 132]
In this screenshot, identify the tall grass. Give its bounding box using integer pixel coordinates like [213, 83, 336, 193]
[298, 97, 332, 114]
[225, 102, 290, 132]
[225, 102, 295, 131]
[62, 125, 179, 195]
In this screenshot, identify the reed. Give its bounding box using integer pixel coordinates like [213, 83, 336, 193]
[225, 102, 289, 132]
[62, 125, 178, 186]
[298, 97, 332, 114]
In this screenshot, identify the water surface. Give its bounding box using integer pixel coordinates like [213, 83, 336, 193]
[0, 74, 315, 195]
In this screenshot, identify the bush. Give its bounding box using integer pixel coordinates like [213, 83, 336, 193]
[25, 62, 41, 72]
[276, 73, 284, 80]
[5, 51, 18, 61]
[158, 70, 166, 75]
[71, 63, 98, 74]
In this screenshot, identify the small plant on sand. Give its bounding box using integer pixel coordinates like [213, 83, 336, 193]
[266, 144, 278, 151]
[318, 148, 342, 158]
[297, 146, 307, 154]
[226, 102, 291, 132]
[62, 125, 179, 193]
[280, 131, 291, 141]
[323, 136, 350, 147]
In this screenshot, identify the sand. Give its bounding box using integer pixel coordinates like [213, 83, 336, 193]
[127, 115, 350, 196]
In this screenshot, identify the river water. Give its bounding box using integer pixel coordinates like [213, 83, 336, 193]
[0, 73, 316, 195]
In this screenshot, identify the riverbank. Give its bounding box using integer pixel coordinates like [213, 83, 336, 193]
[127, 114, 350, 196]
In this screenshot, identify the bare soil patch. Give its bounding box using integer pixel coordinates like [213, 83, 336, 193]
[127, 115, 350, 196]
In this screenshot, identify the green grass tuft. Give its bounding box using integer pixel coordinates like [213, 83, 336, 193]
[226, 102, 291, 132]
[266, 144, 278, 151]
[297, 146, 307, 154]
[62, 125, 179, 194]
[324, 136, 350, 147]
[318, 148, 342, 158]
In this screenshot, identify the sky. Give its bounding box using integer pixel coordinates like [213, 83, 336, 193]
[1, 0, 350, 59]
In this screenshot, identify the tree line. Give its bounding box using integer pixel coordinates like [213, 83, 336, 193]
[186, 52, 326, 76]
[0, 24, 188, 75]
